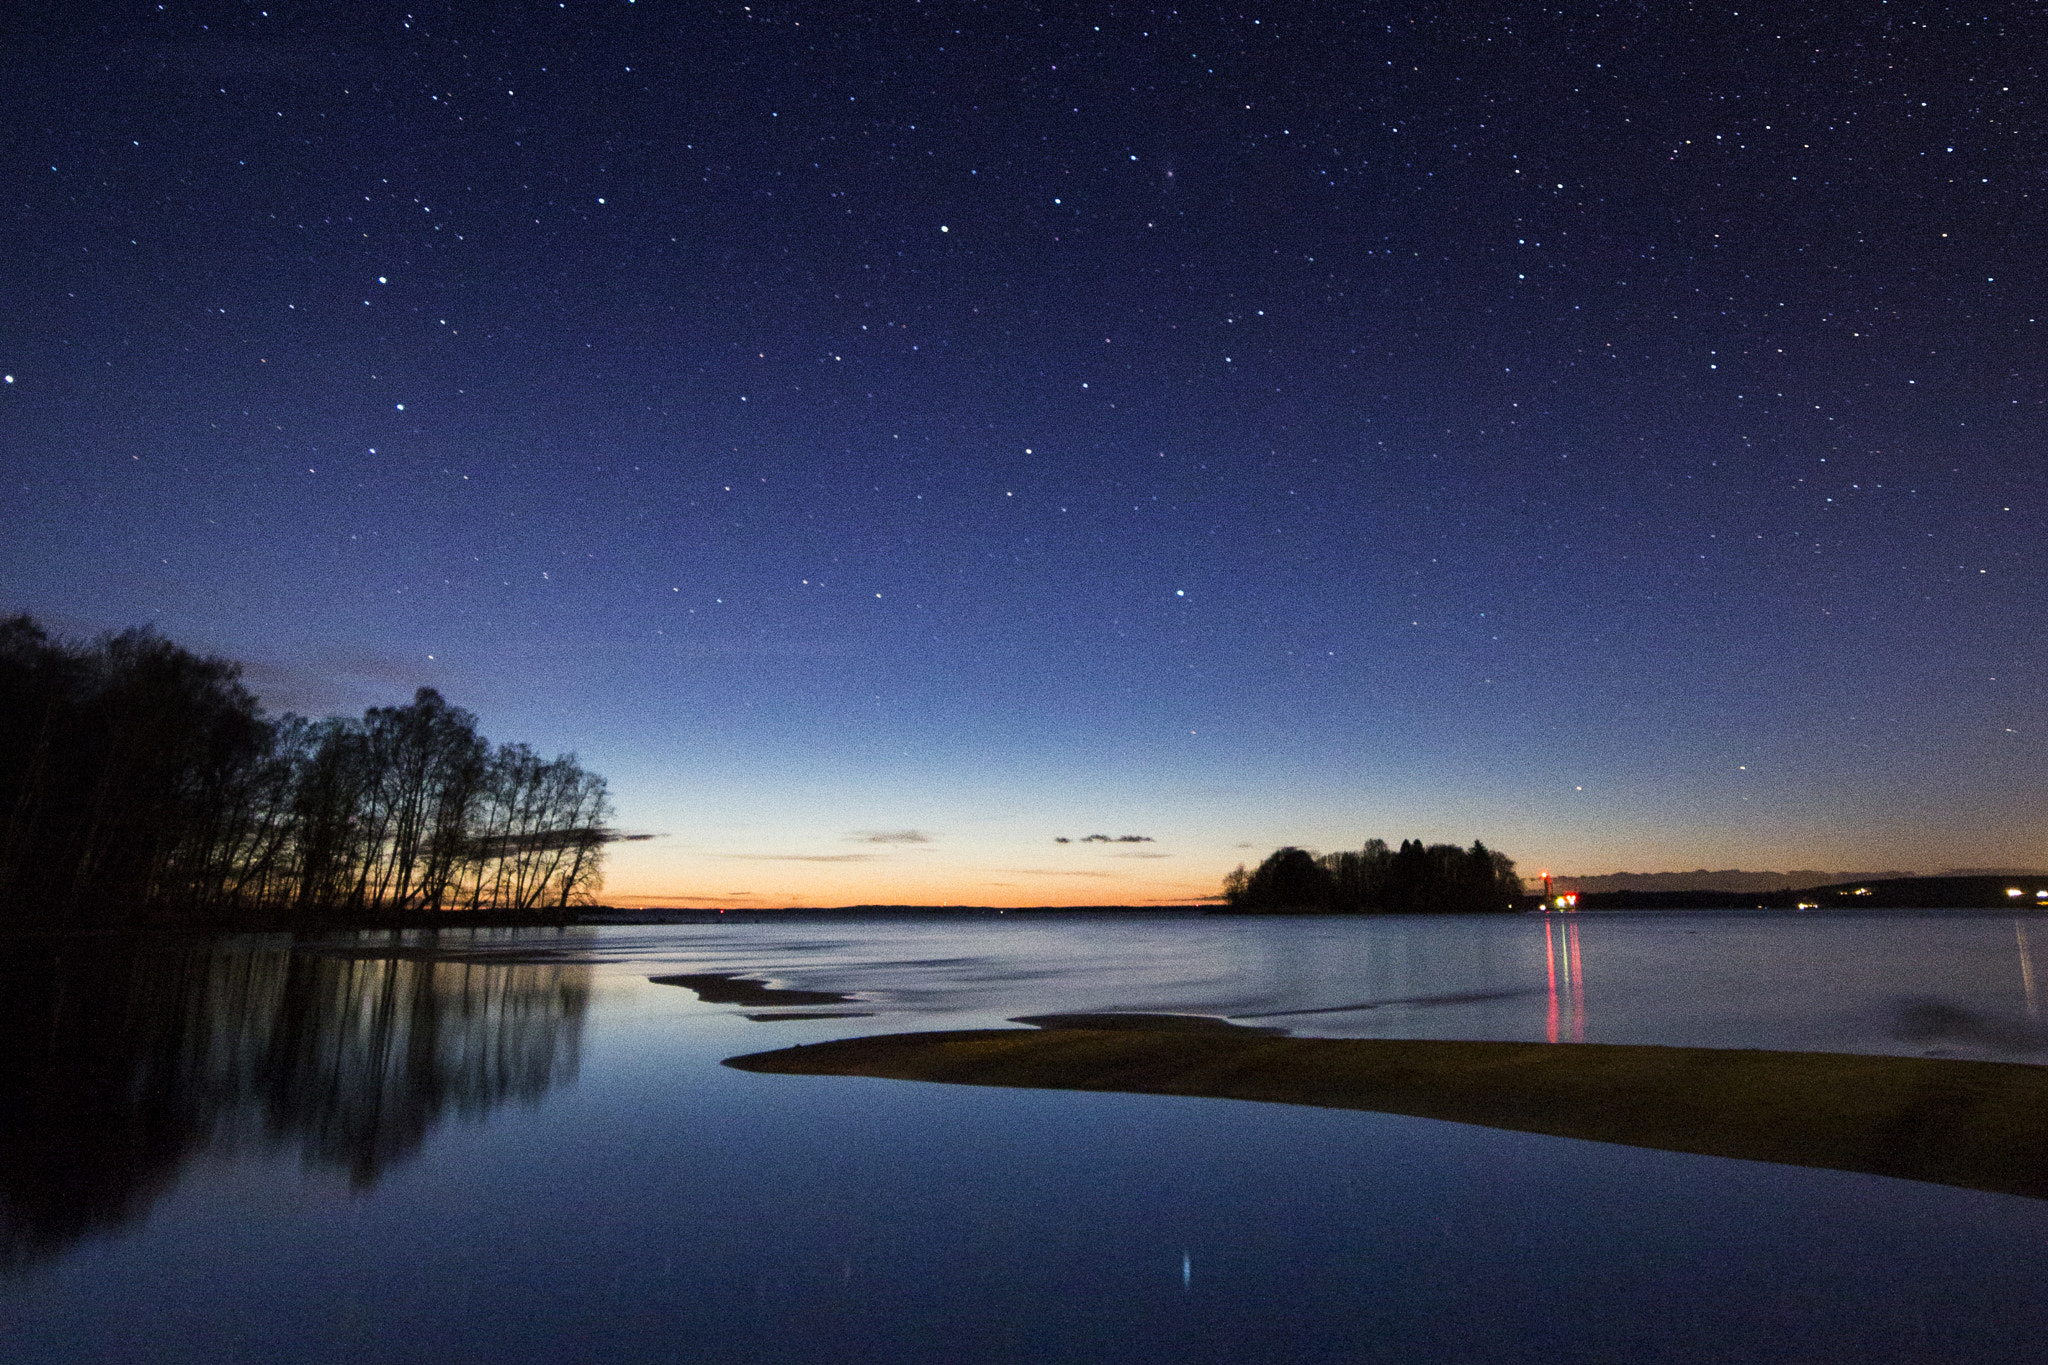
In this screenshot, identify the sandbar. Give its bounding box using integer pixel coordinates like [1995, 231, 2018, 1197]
[726, 1025, 2048, 1200]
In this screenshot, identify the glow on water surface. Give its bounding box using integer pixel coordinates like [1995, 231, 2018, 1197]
[4, 911, 2048, 1363]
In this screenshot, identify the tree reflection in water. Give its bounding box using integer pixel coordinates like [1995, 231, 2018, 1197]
[0, 936, 588, 1270]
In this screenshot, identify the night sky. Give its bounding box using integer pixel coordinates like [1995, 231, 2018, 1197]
[5, 1, 2043, 906]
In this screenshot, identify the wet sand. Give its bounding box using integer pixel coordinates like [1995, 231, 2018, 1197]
[727, 1022, 2048, 1200]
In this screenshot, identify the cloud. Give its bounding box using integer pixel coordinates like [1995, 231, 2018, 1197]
[608, 891, 761, 907]
[853, 830, 932, 844]
[719, 853, 882, 863]
[1015, 869, 1123, 878]
[465, 826, 652, 857]
[1110, 851, 1172, 859]
[1061, 834, 1155, 844]
[240, 648, 456, 715]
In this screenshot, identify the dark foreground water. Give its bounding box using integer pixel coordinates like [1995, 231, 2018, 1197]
[5, 911, 2048, 1363]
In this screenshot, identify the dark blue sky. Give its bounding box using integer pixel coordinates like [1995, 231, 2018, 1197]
[5, 1, 2043, 904]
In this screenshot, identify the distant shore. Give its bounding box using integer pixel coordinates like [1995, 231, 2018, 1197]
[1553, 874, 2048, 912]
[10, 874, 2048, 937]
[591, 876, 2048, 920]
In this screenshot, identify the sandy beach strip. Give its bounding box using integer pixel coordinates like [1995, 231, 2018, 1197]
[727, 1023, 2048, 1199]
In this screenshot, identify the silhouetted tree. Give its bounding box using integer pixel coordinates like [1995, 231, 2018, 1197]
[1226, 836, 1519, 913]
[1225, 846, 1336, 911]
[0, 617, 269, 923]
[0, 615, 616, 927]
[1319, 837, 1392, 913]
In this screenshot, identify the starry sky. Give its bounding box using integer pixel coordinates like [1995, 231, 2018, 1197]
[4, 1, 2044, 906]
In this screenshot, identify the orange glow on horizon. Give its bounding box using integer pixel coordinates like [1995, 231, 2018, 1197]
[596, 854, 1227, 909]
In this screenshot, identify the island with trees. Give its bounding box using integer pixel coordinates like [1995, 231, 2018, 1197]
[1222, 839, 1522, 913]
[0, 614, 613, 929]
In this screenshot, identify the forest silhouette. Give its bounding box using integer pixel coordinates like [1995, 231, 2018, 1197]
[1224, 839, 1521, 913]
[0, 615, 613, 927]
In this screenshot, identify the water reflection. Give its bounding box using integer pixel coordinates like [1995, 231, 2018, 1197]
[2019, 921, 2039, 1020]
[1544, 916, 1585, 1043]
[0, 937, 587, 1270]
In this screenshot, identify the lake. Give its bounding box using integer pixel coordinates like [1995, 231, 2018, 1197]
[4, 910, 2047, 1363]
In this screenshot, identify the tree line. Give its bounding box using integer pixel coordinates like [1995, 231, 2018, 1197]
[0, 614, 614, 927]
[1223, 839, 1522, 913]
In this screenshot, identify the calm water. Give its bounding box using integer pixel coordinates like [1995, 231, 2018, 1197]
[4, 910, 2048, 1363]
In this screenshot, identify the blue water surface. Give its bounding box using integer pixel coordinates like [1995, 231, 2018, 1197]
[4, 911, 2047, 1363]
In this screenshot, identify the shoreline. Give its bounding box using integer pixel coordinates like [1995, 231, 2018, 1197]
[9, 897, 2048, 940]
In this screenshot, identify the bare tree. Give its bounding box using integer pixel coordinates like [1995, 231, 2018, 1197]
[0, 617, 616, 927]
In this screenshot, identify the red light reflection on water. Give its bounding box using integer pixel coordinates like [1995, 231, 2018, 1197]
[1544, 916, 1584, 1043]
[1545, 922, 1558, 1043]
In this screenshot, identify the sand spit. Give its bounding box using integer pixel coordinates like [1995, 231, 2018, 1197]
[727, 1026, 2048, 1200]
